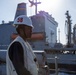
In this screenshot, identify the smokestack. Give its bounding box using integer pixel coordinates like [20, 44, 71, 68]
[14, 3, 27, 19]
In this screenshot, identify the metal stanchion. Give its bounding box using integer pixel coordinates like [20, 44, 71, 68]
[55, 56, 58, 75]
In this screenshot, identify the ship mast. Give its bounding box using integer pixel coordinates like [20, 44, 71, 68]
[29, 0, 41, 15]
[65, 11, 72, 47]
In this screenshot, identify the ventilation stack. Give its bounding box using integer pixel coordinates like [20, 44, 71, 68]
[14, 3, 27, 19]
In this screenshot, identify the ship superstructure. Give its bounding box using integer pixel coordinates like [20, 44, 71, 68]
[0, 3, 58, 50]
[29, 11, 58, 50]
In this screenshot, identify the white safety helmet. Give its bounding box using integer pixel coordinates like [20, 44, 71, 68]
[13, 15, 33, 28]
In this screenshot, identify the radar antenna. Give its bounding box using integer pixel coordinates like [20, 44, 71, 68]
[28, 0, 41, 15]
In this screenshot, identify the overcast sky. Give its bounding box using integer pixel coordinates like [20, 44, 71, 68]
[0, 0, 76, 44]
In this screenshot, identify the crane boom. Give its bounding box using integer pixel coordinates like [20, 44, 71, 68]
[65, 11, 72, 47]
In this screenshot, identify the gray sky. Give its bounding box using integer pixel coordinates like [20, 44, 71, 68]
[0, 0, 76, 44]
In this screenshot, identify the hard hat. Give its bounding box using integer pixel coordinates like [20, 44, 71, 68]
[13, 15, 33, 28]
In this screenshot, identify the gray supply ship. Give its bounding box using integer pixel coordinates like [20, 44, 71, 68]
[0, 1, 76, 75]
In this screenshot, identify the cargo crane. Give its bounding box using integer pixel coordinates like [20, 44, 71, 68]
[65, 11, 72, 48]
[29, 0, 41, 15]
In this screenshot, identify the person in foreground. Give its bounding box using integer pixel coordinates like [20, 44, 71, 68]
[6, 15, 39, 75]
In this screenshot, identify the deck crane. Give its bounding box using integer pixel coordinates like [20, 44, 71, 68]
[65, 11, 72, 47]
